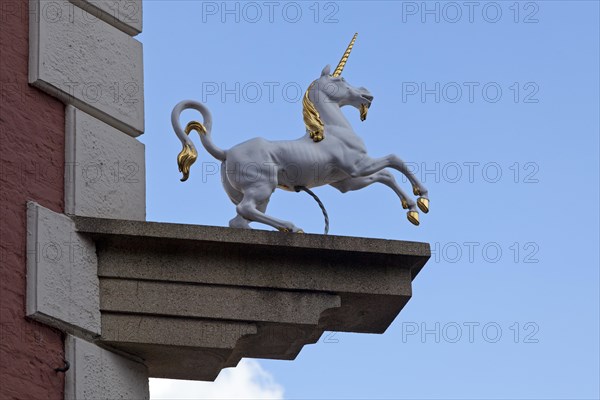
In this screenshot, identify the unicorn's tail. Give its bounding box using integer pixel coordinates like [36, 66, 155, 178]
[171, 100, 226, 181]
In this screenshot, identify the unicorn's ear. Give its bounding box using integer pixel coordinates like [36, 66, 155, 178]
[321, 64, 331, 76]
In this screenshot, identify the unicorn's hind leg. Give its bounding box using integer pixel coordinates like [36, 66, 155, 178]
[236, 184, 302, 233]
[229, 214, 251, 229]
[230, 199, 271, 229]
[221, 162, 252, 229]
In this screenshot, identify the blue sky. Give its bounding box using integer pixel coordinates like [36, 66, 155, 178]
[139, 1, 599, 398]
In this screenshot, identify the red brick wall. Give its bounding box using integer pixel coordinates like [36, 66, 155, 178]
[1, 0, 65, 398]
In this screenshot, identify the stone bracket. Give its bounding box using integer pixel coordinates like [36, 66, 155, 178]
[72, 216, 431, 381]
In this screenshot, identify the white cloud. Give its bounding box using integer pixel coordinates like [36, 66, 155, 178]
[149, 359, 284, 400]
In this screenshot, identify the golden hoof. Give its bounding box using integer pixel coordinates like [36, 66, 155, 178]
[278, 227, 290, 233]
[417, 197, 429, 213]
[407, 211, 420, 226]
[297, 230, 305, 234]
[413, 186, 422, 196]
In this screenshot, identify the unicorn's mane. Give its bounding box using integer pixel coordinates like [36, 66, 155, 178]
[302, 82, 324, 142]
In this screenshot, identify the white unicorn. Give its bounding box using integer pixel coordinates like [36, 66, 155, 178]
[171, 34, 429, 233]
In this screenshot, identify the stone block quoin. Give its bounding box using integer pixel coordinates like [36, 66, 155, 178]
[29, 0, 145, 136]
[26, 202, 101, 338]
[65, 335, 149, 399]
[65, 106, 146, 220]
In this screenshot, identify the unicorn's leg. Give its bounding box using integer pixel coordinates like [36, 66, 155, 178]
[225, 185, 253, 228]
[230, 198, 271, 229]
[222, 163, 253, 229]
[236, 185, 302, 233]
[331, 170, 417, 211]
[348, 155, 430, 214]
[229, 214, 251, 229]
[331, 170, 420, 225]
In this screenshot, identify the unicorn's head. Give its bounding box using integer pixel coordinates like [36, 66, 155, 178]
[303, 33, 374, 142]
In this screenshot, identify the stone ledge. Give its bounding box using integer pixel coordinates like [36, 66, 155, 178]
[73, 218, 429, 277]
[73, 217, 430, 381]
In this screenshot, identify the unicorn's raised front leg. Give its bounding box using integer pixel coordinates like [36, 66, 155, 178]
[348, 154, 430, 215]
[332, 170, 420, 225]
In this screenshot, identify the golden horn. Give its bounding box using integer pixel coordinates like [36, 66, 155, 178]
[332, 33, 358, 77]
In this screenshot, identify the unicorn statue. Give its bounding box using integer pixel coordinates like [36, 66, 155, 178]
[171, 33, 429, 233]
